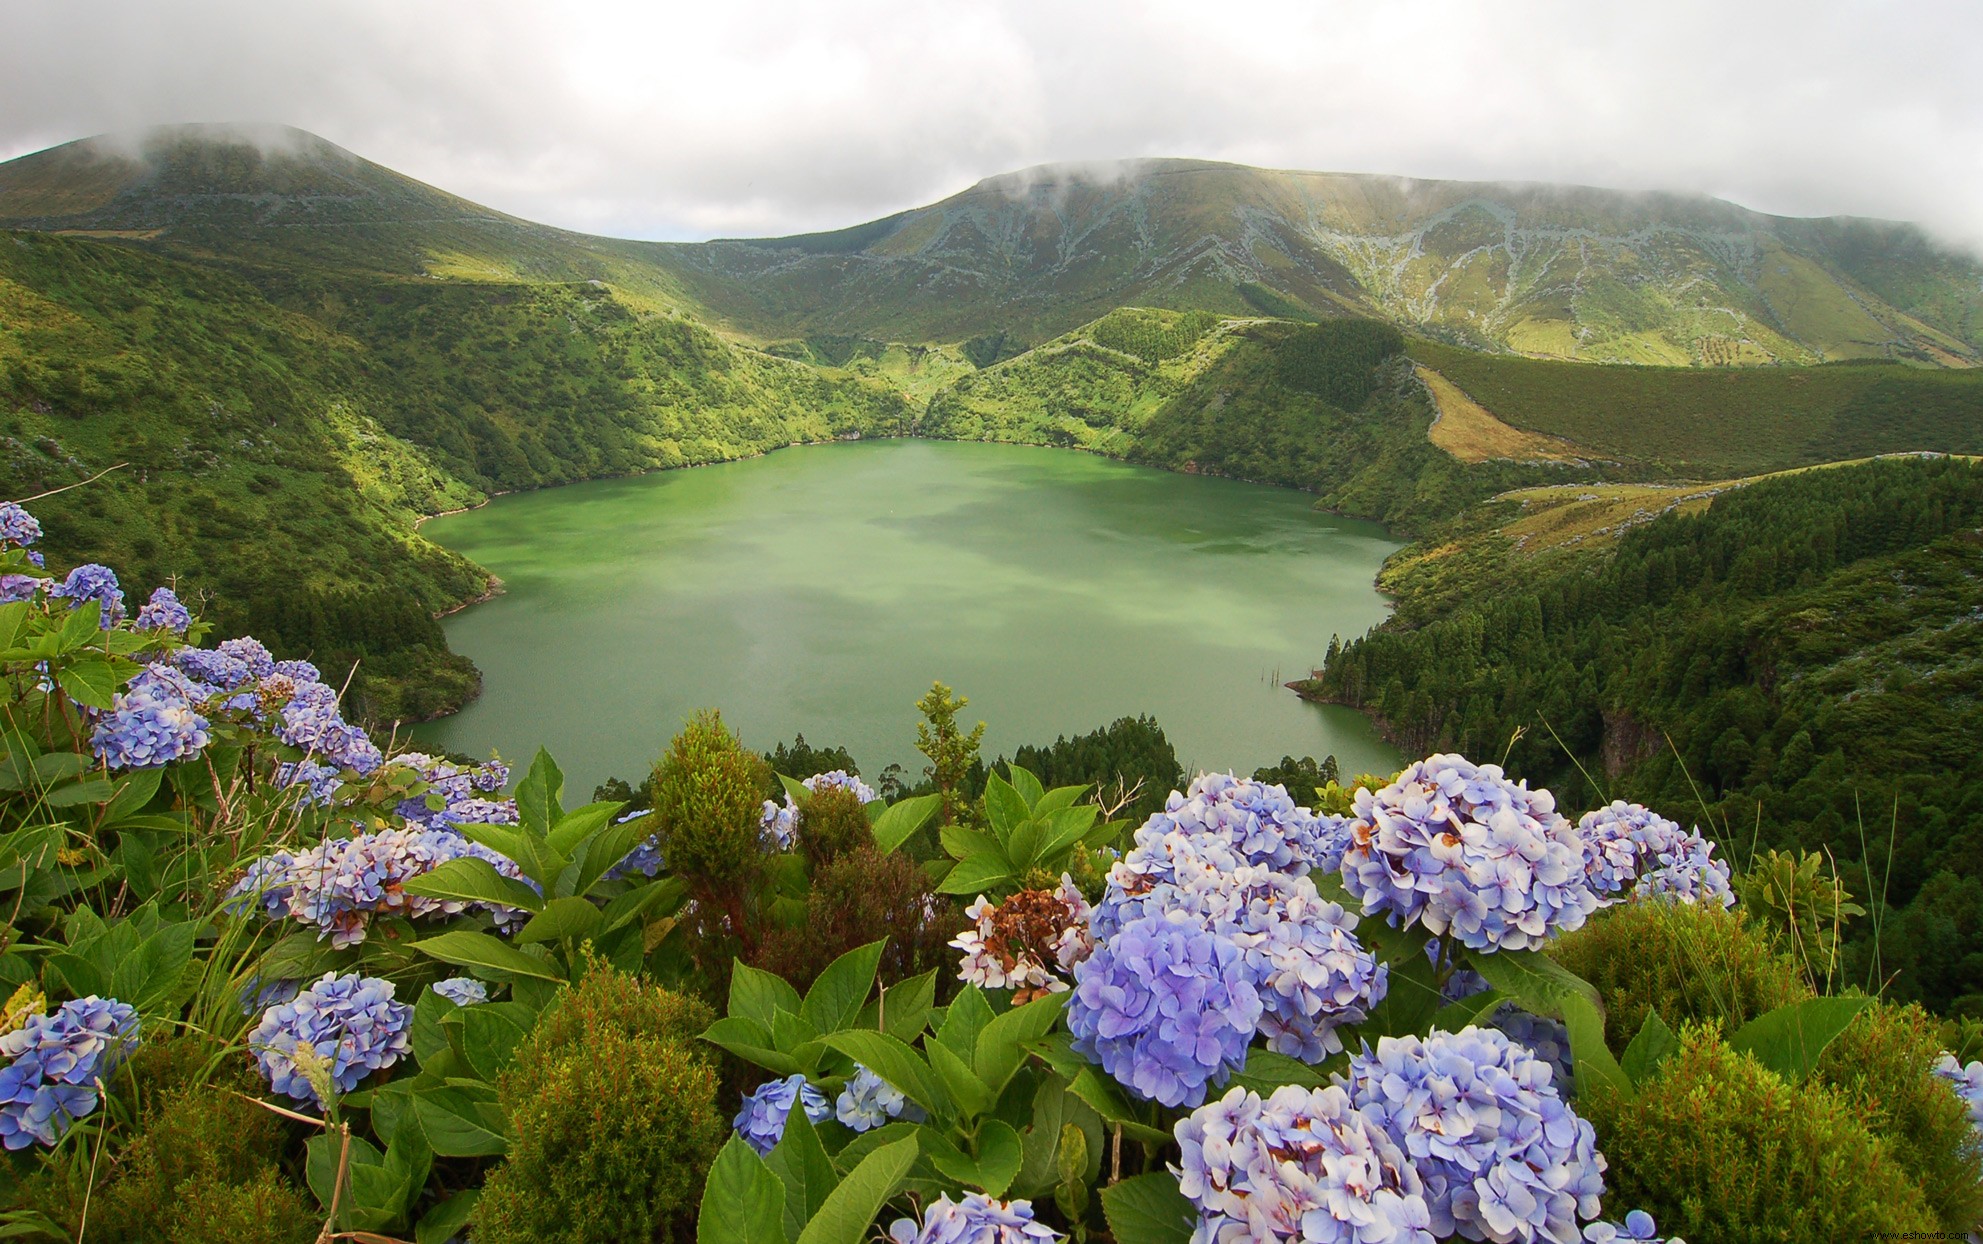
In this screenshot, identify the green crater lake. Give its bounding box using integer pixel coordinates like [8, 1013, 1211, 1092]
[414, 440, 1402, 793]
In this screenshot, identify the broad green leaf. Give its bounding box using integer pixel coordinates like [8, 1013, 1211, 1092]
[973, 991, 1066, 1098]
[699, 1137, 788, 1244]
[514, 748, 565, 838]
[410, 930, 563, 981]
[1360, 931, 1444, 1038]
[32, 753, 90, 784]
[515, 895, 603, 944]
[983, 772, 1030, 841]
[1228, 1047, 1332, 1094]
[800, 940, 884, 1035]
[935, 853, 1016, 897]
[402, 857, 546, 915]
[1469, 949, 1602, 1015]
[935, 986, 995, 1060]
[55, 659, 121, 711]
[940, 824, 1000, 863]
[766, 1110, 838, 1240]
[1100, 1171, 1196, 1244]
[598, 876, 684, 935]
[44, 779, 115, 808]
[101, 768, 162, 824]
[571, 814, 662, 897]
[1065, 1067, 1172, 1145]
[1622, 1009, 1679, 1086]
[927, 1038, 991, 1118]
[410, 987, 455, 1064]
[730, 960, 804, 1029]
[820, 1031, 947, 1117]
[1003, 815, 1045, 872]
[1428, 989, 1508, 1034]
[1559, 992, 1632, 1100]
[861, 968, 937, 1043]
[779, 773, 813, 806]
[1035, 805, 1099, 863]
[455, 821, 562, 890]
[53, 600, 102, 652]
[411, 1086, 508, 1156]
[793, 1135, 918, 1244]
[1032, 784, 1089, 816]
[1006, 765, 1045, 808]
[109, 919, 197, 1018]
[701, 1017, 802, 1077]
[1729, 995, 1874, 1084]
[0, 602, 29, 651]
[972, 1120, 1022, 1198]
[416, 1190, 479, 1244]
[871, 793, 940, 853]
[545, 800, 624, 855]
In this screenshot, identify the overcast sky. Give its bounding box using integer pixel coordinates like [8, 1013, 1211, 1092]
[4, 0, 1980, 246]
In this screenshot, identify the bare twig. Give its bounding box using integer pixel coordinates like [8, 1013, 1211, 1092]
[74, 1078, 111, 1244]
[6, 464, 130, 506]
[229, 1088, 330, 1128]
[316, 1121, 353, 1244]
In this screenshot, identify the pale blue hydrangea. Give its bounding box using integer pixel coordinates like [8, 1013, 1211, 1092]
[733, 1074, 831, 1155]
[249, 972, 411, 1107]
[431, 977, 488, 1007]
[1346, 1027, 1606, 1243]
[133, 586, 192, 633]
[225, 849, 298, 918]
[1576, 803, 1733, 909]
[90, 679, 211, 769]
[803, 769, 877, 803]
[1068, 914, 1261, 1108]
[272, 658, 320, 683]
[1341, 755, 1601, 953]
[0, 503, 42, 548]
[1177, 1083, 1433, 1243]
[50, 564, 123, 627]
[834, 1064, 924, 1131]
[0, 575, 39, 603]
[0, 997, 140, 1149]
[234, 827, 534, 947]
[173, 646, 253, 690]
[605, 808, 665, 880]
[216, 637, 277, 678]
[237, 976, 302, 1016]
[1123, 772, 1346, 883]
[389, 753, 516, 830]
[759, 798, 798, 850]
[887, 1195, 1061, 1244]
[1933, 1053, 1983, 1129]
[1583, 1211, 1681, 1243]
[276, 759, 343, 807]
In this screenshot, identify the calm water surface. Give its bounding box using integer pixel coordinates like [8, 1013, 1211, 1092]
[413, 440, 1402, 793]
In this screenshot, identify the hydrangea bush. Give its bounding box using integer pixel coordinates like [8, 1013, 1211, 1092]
[248, 972, 412, 1107]
[1577, 802, 1733, 909]
[0, 996, 139, 1148]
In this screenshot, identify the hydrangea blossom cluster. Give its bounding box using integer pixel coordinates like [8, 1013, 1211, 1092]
[953, 876, 1094, 1000]
[1115, 772, 1350, 890]
[132, 586, 192, 633]
[272, 681, 381, 774]
[387, 752, 514, 831]
[805, 769, 877, 803]
[0, 997, 140, 1149]
[756, 770, 878, 850]
[229, 827, 535, 947]
[1341, 755, 1601, 952]
[835, 1064, 924, 1131]
[1345, 1027, 1605, 1244]
[0, 503, 42, 550]
[1425, 942, 1574, 1087]
[887, 1195, 1061, 1244]
[1576, 803, 1733, 909]
[604, 808, 665, 880]
[1582, 1212, 1681, 1243]
[733, 1074, 831, 1154]
[431, 977, 489, 1007]
[90, 676, 211, 769]
[1932, 1053, 1983, 1129]
[50, 564, 123, 627]
[1176, 1083, 1433, 1243]
[249, 972, 412, 1107]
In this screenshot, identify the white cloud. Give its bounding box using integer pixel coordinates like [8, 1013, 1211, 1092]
[2, 0, 1979, 247]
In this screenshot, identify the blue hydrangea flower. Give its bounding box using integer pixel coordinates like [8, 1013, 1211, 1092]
[133, 586, 192, 633]
[173, 646, 253, 690]
[235, 827, 534, 947]
[225, 849, 298, 918]
[276, 759, 344, 808]
[1489, 1004, 1574, 1089]
[804, 769, 877, 803]
[237, 976, 302, 1017]
[0, 996, 140, 1149]
[90, 679, 211, 769]
[733, 1074, 831, 1154]
[1068, 914, 1261, 1108]
[50, 564, 123, 627]
[0, 575, 39, 603]
[1583, 1211, 1681, 1243]
[1933, 1053, 1983, 1129]
[1577, 802, 1733, 909]
[1119, 772, 1345, 886]
[1345, 1026, 1606, 1243]
[834, 1064, 924, 1131]
[272, 658, 320, 683]
[887, 1194, 1061, 1244]
[1341, 755, 1601, 953]
[388, 753, 516, 830]
[216, 637, 276, 678]
[1177, 1083, 1433, 1243]
[0, 503, 42, 548]
[431, 977, 488, 1007]
[605, 808, 665, 880]
[759, 798, 798, 850]
[249, 972, 412, 1107]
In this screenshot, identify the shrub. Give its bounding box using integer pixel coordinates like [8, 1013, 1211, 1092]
[474, 1027, 724, 1244]
[796, 785, 874, 869]
[650, 710, 772, 887]
[522, 958, 715, 1061]
[759, 845, 965, 991]
[1585, 1026, 1938, 1241]
[1814, 998, 1983, 1230]
[1549, 898, 1808, 1048]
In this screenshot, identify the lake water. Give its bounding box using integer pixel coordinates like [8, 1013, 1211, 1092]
[412, 440, 1402, 795]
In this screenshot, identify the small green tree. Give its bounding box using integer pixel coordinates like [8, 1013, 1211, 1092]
[915, 680, 985, 827]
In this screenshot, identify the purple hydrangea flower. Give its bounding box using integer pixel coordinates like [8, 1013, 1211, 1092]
[0, 575, 39, 603]
[733, 1074, 831, 1155]
[1933, 1053, 1983, 1129]
[225, 849, 298, 918]
[0, 997, 140, 1149]
[90, 679, 211, 769]
[431, 977, 488, 1007]
[133, 586, 192, 633]
[276, 759, 344, 808]
[1577, 802, 1733, 909]
[272, 658, 320, 683]
[237, 977, 302, 1017]
[249, 972, 412, 1107]
[1346, 1027, 1606, 1243]
[759, 798, 798, 850]
[887, 1195, 1061, 1244]
[173, 646, 252, 690]
[234, 827, 534, 947]
[834, 1064, 924, 1131]
[1068, 915, 1262, 1108]
[50, 564, 123, 627]
[1123, 772, 1346, 883]
[1583, 1211, 1681, 1243]
[388, 753, 516, 830]
[216, 637, 276, 678]
[1341, 755, 1601, 953]
[605, 808, 665, 880]
[1177, 1083, 1433, 1243]
[803, 769, 877, 803]
[0, 503, 42, 548]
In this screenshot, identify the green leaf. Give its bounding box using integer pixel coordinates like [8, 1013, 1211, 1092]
[1065, 1067, 1173, 1145]
[44, 779, 115, 808]
[455, 821, 564, 891]
[1469, 949, 1602, 1015]
[936, 986, 995, 1060]
[699, 1137, 788, 1244]
[793, 1135, 918, 1244]
[514, 748, 565, 838]
[1360, 927, 1444, 1038]
[1429, 988, 1508, 1034]
[1559, 992, 1632, 1100]
[515, 895, 603, 944]
[1228, 1047, 1332, 1094]
[766, 1110, 839, 1241]
[1033, 784, 1088, 816]
[1100, 1171, 1196, 1244]
[55, 659, 121, 711]
[410, 930, 563, 981]
[779, 773, 813, 806]
[1035, 805, 1099, 863]
[402, 857, 546, 915]
[973, 990, 1066, 1098]
[453, 1002, 537, 1080]
[972, 1119, 1022, 1198]
[1728, 995, 1874, 1084]
[934, 853, 1016, 897]
[0, 602, 29, 651]
[939, 824, 999, 863]
[598, 876, 684, 935]
[31, 753, 89, 784]
[1003, 815, 1046, 873]
[800, 940, 884, 1035]
[927, 1038, 991, 1118]
[1621, 1008, 1679, 1086]
[872, 793, 941, 853]
[572, 814, 663, 896]
[101, 768, 162, 824]
[819, 1031, 946, 1118]
[53, 600, 101, 652]
[545, 800, 623, 856]
[1006, 765, 1045, 808]
[701, 1017, 802, 1077]
[410, 1086, 508, 1156]
[983, 772, 1030, 841]
[416, 1190, 479, 1244]
[866, 969, 937, 1043]
[730, 961, 804, 1030]
[108, 919, 197, 1018]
